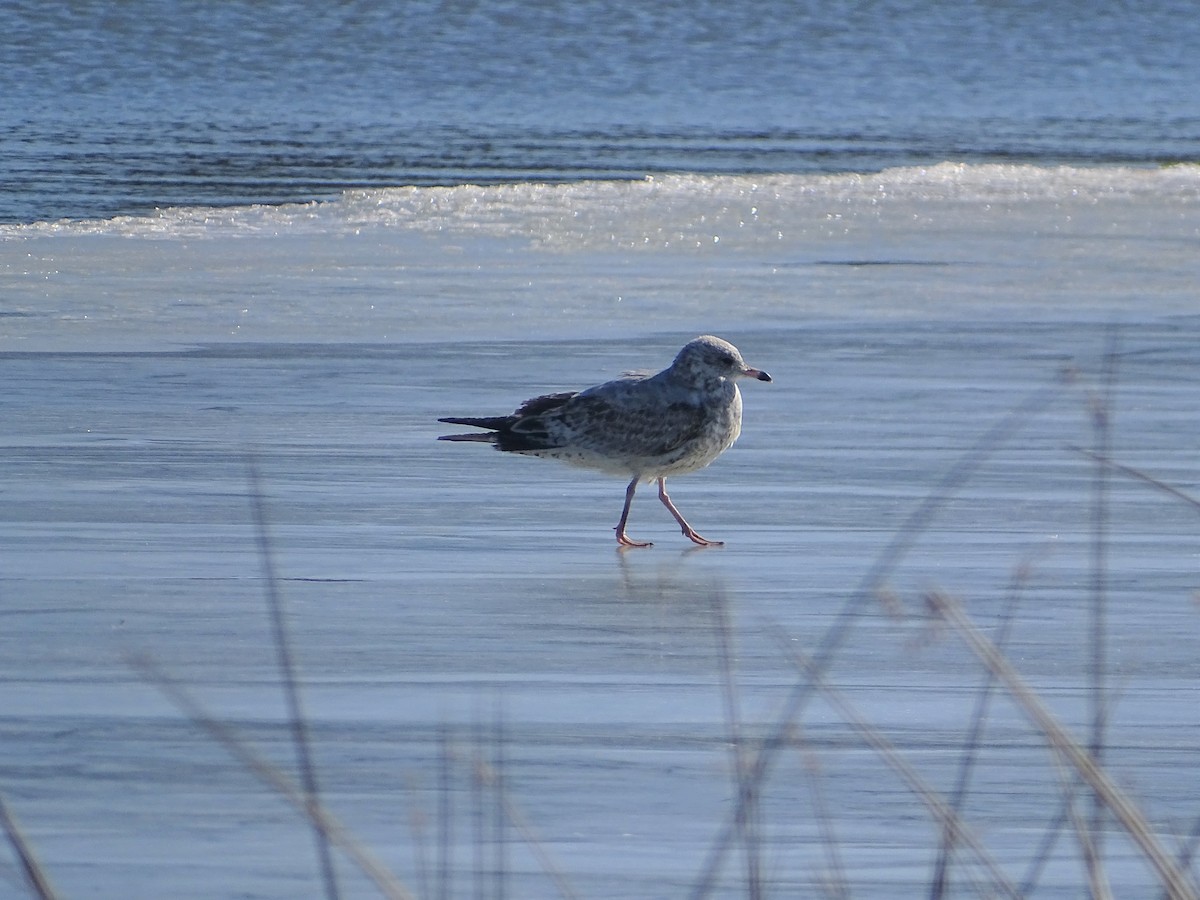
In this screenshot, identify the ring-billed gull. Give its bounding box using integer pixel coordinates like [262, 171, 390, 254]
[438, 335, 771, 547]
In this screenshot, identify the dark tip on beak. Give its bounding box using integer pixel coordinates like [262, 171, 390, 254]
[756, 370, 772, 383]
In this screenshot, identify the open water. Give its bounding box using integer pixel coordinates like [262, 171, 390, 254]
[1, 2, 1199, 898]
[3, 0, 1200, 223]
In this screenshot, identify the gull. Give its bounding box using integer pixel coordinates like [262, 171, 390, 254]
[437, 335, 771, 547]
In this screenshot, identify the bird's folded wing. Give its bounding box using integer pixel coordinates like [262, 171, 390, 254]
[536, 386, 708, 458]
[513, 391, 578, 418]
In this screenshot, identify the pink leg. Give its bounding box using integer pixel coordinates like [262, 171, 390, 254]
[615, 477, 653, 548]
[657, 478, 722, 546]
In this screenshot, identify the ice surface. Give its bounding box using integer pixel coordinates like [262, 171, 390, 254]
[3, 166, 1199, 355]
[1, 166, 1198, 897]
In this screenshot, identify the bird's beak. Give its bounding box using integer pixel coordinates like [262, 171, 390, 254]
[743, 367, 772, 383]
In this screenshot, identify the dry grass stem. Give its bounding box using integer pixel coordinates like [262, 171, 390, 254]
[1049, 745, 1114, 900]
[780, 638, 1022, 899]
[926, 590, 1199, 900]
[710, 591, 764, 899]
[246, 457, 341, 900]
[0, 793, 59, 900]
[128, 652, 418, 900]
[1071, 447, 1200, 514]
[690, 376, 1068, 899]
[794, 733, 849, 900]
[470, 755, 580, 900]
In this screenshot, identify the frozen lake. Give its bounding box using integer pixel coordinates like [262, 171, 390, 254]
[3, 326, 1199, 898]
[2, 168, 1199, 897]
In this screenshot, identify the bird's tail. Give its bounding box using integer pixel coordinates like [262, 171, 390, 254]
[437, 415, 508, 442]
[437, 415, 560, 452]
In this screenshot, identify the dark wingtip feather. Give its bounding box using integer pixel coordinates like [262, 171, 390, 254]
[439, 393, 575, 450]
[438, 415, 511, 430]
[513, 391, 577, 418]
[438, 431, 498, 442]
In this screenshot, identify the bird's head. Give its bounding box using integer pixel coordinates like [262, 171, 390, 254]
[672, 335, 772, 386]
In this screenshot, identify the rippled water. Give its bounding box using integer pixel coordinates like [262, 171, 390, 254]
[3, 0, 1199, 221]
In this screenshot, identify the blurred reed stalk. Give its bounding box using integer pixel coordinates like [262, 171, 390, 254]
[690, 371, 1071, 899]
[931, 553, 1038, 898]
[130, 651, 418, 900]
[710, 589, 763, 899]
[246, 455, 341, 900]
[0, 793, 59, 900]
[926, 590, 1198, 900]
[85, 337, 1198, 900]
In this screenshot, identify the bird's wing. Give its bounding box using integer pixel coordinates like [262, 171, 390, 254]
[516, 378, 708, 458]
[513, 391, 578, 418]
[438, 392, 577, 442]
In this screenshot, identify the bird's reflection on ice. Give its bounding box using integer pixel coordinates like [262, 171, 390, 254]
[613, 545, 728, 603]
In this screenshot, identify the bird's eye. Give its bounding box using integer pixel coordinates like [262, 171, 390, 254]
[720, 353, 737, 367]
